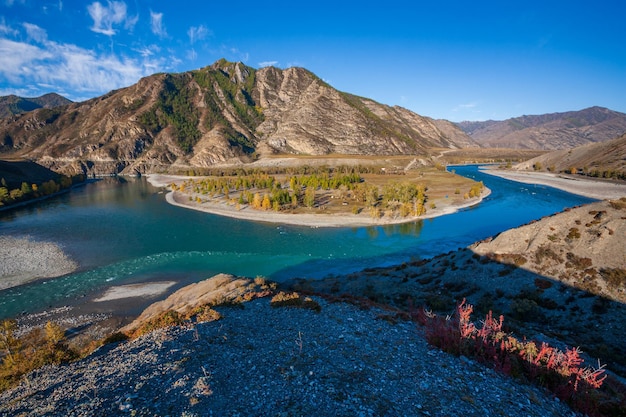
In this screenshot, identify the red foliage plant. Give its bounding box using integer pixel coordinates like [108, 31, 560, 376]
[411, 298, 615, 416]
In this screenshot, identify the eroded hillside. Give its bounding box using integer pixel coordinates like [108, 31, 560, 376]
[0, 60, 474, 177]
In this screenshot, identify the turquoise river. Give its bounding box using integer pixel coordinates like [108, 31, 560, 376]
[0, 165, 596, 318]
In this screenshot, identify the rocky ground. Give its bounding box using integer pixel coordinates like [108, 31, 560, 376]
[0, 289, 577, 417]
[0, 236, 78, 290]
[289, 199, 626, 378]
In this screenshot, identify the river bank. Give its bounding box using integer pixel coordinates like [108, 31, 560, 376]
[481, 168, 626, 199]
[149, 174, 492, 228]
[0, 236, 78, 291]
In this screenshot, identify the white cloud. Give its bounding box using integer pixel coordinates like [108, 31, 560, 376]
[133, 44, 160, 57]
[0, 17, 18, 36]
[0, 34, 171, 100]
[87, 1, 129, 36]
[258, 61, 278, 67]
[150, 11, 166, 38]
[187, 48, 197, 61]
[187, 25, 210, 44]
[0, 38, 51, 83]
[453, 102, 480, 112]
[22, 23, 47, 43]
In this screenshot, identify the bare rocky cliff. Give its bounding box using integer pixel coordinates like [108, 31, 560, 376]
[0, 60, 475, 176]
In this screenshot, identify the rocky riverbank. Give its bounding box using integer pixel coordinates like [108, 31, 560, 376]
[0, 236, 78, 291]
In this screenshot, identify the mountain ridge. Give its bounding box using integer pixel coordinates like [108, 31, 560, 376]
[0, 93, 72, 119]
[514, 133, 626, 177]
[0, 60, 476, 177]
[457, 106, 626, 150]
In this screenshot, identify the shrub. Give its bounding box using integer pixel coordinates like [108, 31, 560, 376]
[411, 299, 611, 416]
[567, 227, 581, 240]
[600, 268, 626, 290]
[566, 252, 593, 270]
[0, 320, 78, 392]
[534, 245, 562, 265]
[534, 278, 553, 291]
[270, 292, 321, 313]
[608, 197, 626, 210]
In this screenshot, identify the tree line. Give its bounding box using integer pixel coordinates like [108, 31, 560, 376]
[174, 170, 431, 219]
[0, 174, 85, 208]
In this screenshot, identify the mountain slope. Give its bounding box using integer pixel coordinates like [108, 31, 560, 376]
[0, 93, 72, 118]
[0, 60, 475, 176]
[515, 133, 626, 176]
[457, 107, 626, 150]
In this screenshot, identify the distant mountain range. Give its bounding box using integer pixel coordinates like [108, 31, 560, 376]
[457, 106, 626, 150]
[0, 60, 625, 176]
[515, 133, 626, 176]
[0, 93, 72, 118]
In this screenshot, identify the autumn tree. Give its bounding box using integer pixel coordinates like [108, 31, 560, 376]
[304, 187, 315, 208]
[252, 192, 262, 209]
[261, 194, 271, 210]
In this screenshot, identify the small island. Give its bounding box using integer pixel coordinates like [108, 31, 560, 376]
[149, 156, 489, 227]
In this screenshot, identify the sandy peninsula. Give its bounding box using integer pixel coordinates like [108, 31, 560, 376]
[93, 281, 177, 302]
[149, 174, 491, 228]
[481, 168, 626, 200]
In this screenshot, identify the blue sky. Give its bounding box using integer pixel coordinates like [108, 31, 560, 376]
[0, 0, 624, 122]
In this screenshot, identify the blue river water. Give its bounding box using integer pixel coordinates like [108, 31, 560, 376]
[0, 165, 596, 318]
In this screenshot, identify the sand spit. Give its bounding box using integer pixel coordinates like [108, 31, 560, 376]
[149, 174, 491, 228]
[482, 168, 626, 200]
[93, 281, 177, 302]
[0, 236, 78, 291]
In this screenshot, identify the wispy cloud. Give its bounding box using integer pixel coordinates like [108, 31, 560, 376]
[87, 1, 131, 36]
[150, 10, 166, 38]
[187, 25, 210, 45]
[22, 23, 47, 43]
[258, 60, 278, 67]
[0, 17, 18, 36]
[0, 30, 170, 100]
[453, 102, 480, 112]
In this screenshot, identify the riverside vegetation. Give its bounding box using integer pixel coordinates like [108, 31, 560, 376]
[168, 162, 485, 221]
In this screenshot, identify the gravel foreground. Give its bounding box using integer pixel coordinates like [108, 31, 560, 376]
[1, 297, 577, 417]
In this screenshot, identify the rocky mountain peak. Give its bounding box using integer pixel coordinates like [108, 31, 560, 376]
[0, 59, 474, 176]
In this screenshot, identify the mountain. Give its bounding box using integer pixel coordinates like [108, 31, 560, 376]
[515, 133, 626, 176]
[457, 107, 626, 150]
[0, 93, 72, 118]
[0, 59, 475, 177]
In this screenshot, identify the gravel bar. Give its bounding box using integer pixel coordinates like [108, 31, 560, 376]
[0, 236, 78, 291]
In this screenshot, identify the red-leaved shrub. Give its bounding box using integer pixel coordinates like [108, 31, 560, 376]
[411, 298, 621, 416]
